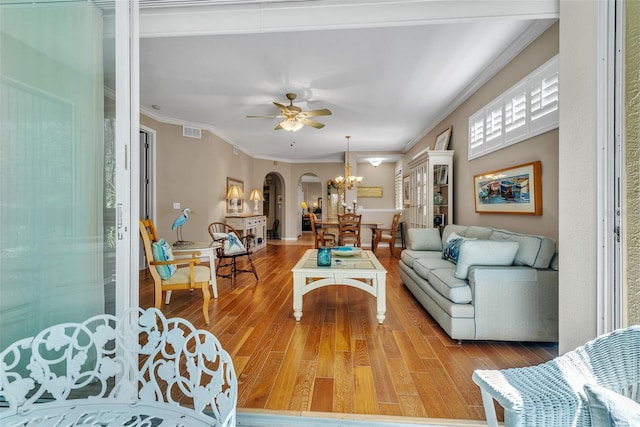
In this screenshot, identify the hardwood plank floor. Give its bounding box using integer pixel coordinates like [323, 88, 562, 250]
[139, 234, 557, 424]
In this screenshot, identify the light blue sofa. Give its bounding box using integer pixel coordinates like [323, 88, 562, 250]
[399, 224, 558, 342]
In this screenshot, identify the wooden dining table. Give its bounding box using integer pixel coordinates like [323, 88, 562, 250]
[317, 220, 383, 252]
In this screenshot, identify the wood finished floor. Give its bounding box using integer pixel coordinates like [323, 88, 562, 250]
[139, 234, 558, 423]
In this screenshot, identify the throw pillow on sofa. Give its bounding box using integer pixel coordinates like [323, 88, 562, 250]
[454, 240, 520, 279]
[442, 237, 464, 263]
[407, 228, 442, 251]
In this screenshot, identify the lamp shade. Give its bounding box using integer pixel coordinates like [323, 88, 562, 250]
[249, 188, 264, 201]
[227, 185, 244, 200]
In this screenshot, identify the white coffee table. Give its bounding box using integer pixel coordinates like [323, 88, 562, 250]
[291, 249, 387, 324]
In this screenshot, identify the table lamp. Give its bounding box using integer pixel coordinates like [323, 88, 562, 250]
[249, 188, 265, 214]
[227, 184, 244, 215]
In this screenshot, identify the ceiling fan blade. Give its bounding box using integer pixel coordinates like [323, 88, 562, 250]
[273, 102, 290, 113]
[298, 118, 325, 129]
[299, 108, 332, 118]
[274, 123, 283, 130]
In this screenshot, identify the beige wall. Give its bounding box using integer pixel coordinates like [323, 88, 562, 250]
[403, 22, 559, 240]
[626, 0, 640, 326]
[140, 115, 265, 242]
[356, 162, 397, 210]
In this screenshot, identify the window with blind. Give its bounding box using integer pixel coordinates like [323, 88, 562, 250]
[468, 54, 558, 160]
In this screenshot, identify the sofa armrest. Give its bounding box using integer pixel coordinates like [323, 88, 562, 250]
[468, 266, 558, 341]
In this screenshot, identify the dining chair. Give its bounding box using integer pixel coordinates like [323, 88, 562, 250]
[373, 213, 401, 257]
[139, 219, 212, 325]
[309, 212, 336, 248]
[267, 218, 280, 239]
[338, 213, 362, 247]
[208, 222, 258, 289]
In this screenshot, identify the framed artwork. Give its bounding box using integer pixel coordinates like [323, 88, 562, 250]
[357, 186, 383, 198]
[402, 175, 410, 207]
[473, 161, 542, 215]
[226, 177, 244, 213]
[434, 126, 452, 150]
[436, 165, 449, 185]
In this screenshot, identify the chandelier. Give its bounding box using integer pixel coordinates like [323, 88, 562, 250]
[334, 135, 362, 190]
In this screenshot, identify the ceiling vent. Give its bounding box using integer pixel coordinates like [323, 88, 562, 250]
[183, 125, 202, 139]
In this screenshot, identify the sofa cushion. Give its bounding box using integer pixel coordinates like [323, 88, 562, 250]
[413, 257, 456, 279]
[441, 225, 469, 244]
[465, 226, 494, 240]
[400, 249, 442, 268]
[151, 238, 177, 280]
[455, 240, 520, 280]
[442, 237, 464, 263]
[427, 268, 472, 303]
[212, 232, 247, 255]
[584, 384, 640, 427]
[407, 228, 442, 251]
[489, 229, 556, 269]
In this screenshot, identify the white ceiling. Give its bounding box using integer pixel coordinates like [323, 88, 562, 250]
[135, 1, 558, 164]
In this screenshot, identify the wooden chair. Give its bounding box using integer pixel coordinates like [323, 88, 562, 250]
[208, 222, 258, 289]
[267, 218, 279, 239]
[0, 307, 237, 426]
[139, 219, 211, 325]
[373, 213, 401, 257]
[309, 213, 336, 248]
[338, 213, 362, 247]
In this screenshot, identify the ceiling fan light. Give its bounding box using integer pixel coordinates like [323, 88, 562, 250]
[279, 119, 303, 132]
[369, 158, 383, 167]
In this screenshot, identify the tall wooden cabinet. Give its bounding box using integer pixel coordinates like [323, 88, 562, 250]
[407, 150, 454, 231]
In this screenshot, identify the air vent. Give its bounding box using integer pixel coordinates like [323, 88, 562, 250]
[183, 126, 201, 139]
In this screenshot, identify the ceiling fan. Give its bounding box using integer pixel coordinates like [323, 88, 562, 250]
[247, 93, 332, 131]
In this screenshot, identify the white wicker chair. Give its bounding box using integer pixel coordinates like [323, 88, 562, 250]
[0, 308, 237, 426]
[472, 325, 640, 427]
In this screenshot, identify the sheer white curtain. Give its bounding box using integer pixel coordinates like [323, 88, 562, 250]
[0, 4, 108, 348]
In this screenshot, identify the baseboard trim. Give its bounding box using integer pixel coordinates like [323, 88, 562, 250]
[236, 408, 488, 427]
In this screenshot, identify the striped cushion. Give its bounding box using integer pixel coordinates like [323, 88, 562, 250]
[151, 238, 176, 279]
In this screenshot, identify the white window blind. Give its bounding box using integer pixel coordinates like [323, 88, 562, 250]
[395, 171, 403, 210]
[469, 112, 485, 158]
[468, 54, 558, 160]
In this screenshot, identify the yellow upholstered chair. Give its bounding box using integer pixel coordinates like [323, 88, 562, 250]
[338, 213, 362, 247]
[373, 213, 401, 257]
[309, 213, 336, 248]
[139, 219, 211, 325]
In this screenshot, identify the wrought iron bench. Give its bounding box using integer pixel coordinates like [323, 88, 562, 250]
[472, 325, 640, 426]
[0, 308, 237, 426]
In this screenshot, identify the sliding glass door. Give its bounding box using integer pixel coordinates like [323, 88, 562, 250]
[0, 1, 136, 348]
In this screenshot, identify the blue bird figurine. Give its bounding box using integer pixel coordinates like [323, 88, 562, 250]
[172, 207, 193, 246]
